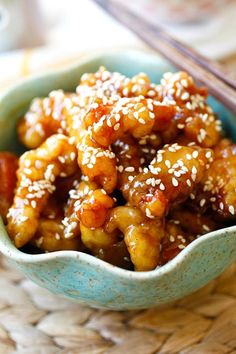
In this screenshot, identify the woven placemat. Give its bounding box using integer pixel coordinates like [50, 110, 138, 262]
[0, 257, 235, 354]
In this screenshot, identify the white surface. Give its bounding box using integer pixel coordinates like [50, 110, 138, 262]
[39, 0, 236, 59]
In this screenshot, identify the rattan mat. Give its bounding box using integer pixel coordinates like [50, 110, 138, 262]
[0, 256, 235, 354]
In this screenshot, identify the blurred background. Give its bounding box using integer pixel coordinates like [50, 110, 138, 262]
[0, 0, 236, 88]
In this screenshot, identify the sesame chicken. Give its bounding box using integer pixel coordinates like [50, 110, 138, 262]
[126, 144, 213, 219]
[32, 218, 81, 252]
[199, 141, 236, 218]
[18, 91, 70, 149]
[1, 67, 235, 271]
[7, 134, 78, 248]
[106, 206, 164, 271]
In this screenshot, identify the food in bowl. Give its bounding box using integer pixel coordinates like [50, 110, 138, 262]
[1, 67, 236, 271]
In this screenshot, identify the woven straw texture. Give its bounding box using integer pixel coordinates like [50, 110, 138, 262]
[0, 255, 235, 354]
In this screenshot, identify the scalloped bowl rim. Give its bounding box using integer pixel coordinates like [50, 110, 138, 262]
[0, 48, 235, 280]
[1, 220, 235, 280]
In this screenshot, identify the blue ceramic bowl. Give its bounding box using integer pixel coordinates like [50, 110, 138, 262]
[0, 50, 236, 310]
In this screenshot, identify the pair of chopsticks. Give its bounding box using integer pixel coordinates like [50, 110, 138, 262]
[93, 0, 236, 114]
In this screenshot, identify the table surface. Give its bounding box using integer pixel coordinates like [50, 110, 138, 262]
[0, 55, 236, 354]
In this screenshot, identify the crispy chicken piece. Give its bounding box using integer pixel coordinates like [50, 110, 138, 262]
[0, 152, 18, 221]
[159, 71, 221, 147]
[18, 90, 70, 149]
[80, 223, 119, 255]
[199, 141, 236, 218]
[7, 134, 78, 247]
[62, 180, 114, 239]
[126, 144, 214, 219]
[78, 66, 158, 99]
[77, 130, 117, 193]
[160, 221, 190, 265]
[88, 96, 175, 147]
[32, 218, 81, 252]
[106, 206, 164, 271]
[63, 99, 118, 193]
[113, 136, 144, 194]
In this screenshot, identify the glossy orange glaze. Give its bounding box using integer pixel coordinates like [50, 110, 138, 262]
[0, 152, 18, 220]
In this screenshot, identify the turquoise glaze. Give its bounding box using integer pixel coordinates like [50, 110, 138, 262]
[0, 50, 236, 310]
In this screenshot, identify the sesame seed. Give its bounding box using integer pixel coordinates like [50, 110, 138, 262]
[203, 224, 210, 232]
[55, 233, 61, 240]
[205, 151, 212, 159]
[200, 199, 206, 207]
[229, 205, 235, 215]
[31, 200, 37, 208]
[70, 152, 76, 160]
[125, 167, 135, 172]
[181, 92, 189, 100]
[172, 177, 178, 187]
[159, 183, 165, 191]
[146, 208, 154, 219]
[122, 87, 129, 96]
[147, 90, 156, 97]
[139, 118, 146, 124]
[181, 79, 188, 88]
[165, 160, 171, 168]
[114, 123, 120, 131]
[186, 179, 191, 187]
[118, 165, 124, 173]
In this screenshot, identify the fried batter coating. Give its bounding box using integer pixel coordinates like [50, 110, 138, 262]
[0, 152, 18, 221]
[18, 90, 70, 149]
[32, 218, 81, 252]
[80, 223, 119, 255]
[113, 136, 144, 193]
[106, 206, 164, 271]
[169, 207, 217, 236]
[7, 134, 78, 248]
[88, 97, 175, 147]
[159, 71, 221, 147]
[126, 144, 214, 219]
[160, 221, 189, 265]
[78, 67, 157, 99]
[62, 180, 114, 239]
[199, 141, 236, 218]
[77, 130, 117, 193]
[63, 98, 118, 193]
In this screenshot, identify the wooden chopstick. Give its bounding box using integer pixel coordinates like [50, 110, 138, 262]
[93, 0, 236, 114]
